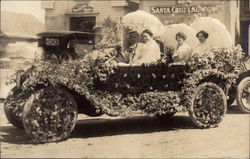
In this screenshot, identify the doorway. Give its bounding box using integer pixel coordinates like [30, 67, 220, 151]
[70, 17, 96, 33]
[240, 21, 250, 56]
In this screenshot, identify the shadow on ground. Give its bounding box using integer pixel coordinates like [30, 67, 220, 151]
[0, 115, 194, 144]
[71, 115, 195, 139]
[227, 105, 246, 114]
[0, 126, 30, 144]
[0, 105, 245, 145]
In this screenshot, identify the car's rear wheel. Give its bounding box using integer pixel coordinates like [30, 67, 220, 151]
[22, 87, 78, 143]
[188, 82, 227, 128]
[236, 77, 250, 113]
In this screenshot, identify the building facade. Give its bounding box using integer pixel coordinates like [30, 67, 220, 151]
[41, 0, 138, 32]
[42, 0, 249, 55]
[139, 0, 240, 46]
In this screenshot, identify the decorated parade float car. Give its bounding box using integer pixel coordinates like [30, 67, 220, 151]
[3, 13, 249, 143]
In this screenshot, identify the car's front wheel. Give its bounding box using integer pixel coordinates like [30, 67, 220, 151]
[22, 87, 78, 143]
[188, 82, 227, 128]
[4, 86, 25, 129]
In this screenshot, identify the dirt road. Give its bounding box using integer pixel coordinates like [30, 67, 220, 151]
[0, 103, 249, 158]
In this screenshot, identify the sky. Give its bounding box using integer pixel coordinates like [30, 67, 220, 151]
[1, 0, 45, 23]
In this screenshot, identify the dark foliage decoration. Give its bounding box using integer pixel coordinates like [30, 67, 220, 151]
[22, 88, 78, 143]
[186, 45, 244, 74]
[182, 45, 244, 109]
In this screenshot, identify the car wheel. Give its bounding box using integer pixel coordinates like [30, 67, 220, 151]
[236, 77, 250, 113]
[188, 82, 227, 128]
[22, 87, 78, 143]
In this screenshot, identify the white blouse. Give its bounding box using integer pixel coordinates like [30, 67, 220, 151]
[174, 42, 192, 62]
[193, 41, 212, 55]
[130, 39, 161, 64]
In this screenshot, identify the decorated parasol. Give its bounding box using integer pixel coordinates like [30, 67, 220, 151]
[122, 10, 164, 36]
[159, 23, 199, 48]
[190, 17, 233, 48]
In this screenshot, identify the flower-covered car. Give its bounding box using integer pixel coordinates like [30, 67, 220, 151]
[3, 26, 245, 143]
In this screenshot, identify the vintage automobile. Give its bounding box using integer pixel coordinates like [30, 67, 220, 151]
[227, 55, 250, 113]
[4, 29, 244, 143]
[4, 31, 95, 129]
[37, 30, 95, 59]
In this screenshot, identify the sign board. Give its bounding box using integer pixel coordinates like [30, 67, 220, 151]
[72, 4, 93, 13]
[110, 0, 128, 7]
[151, 5, 220, 14]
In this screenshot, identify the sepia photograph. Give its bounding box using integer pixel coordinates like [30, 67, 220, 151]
[0, 0, 249, 158]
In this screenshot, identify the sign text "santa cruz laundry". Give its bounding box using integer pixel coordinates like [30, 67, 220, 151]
[151, 5, 220, 14]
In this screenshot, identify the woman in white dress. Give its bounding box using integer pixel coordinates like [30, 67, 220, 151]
[173, 32, 192, 62]
[130, 29, 161, 65]
[193, 30, 212, 55]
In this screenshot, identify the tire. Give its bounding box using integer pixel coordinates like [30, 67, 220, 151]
[22, 87, 78, 143]
[236, 77, 250, 113]
[188, 82, 227, 128]
[4, 86, 25, 129]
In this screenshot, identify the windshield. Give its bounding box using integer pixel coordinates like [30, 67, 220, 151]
[68, 38, 94, 56]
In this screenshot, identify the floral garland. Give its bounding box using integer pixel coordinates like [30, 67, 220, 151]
[182, 45, 243, 107]
[181, 69, 238, 109]
[11, 52, 183, 116]
[186, 45, 244, 74]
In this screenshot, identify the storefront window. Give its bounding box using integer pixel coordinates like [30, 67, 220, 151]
[70, 17, 96, 33]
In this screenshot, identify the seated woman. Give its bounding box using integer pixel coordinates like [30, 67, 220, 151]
[117, 29, 161, 66]
[128, 29, 161, 65]
[193, 30, 212, 55]
[173, 32, 192, 63]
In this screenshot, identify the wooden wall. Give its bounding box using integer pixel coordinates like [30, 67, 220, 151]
[43, 0, 136, 31]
